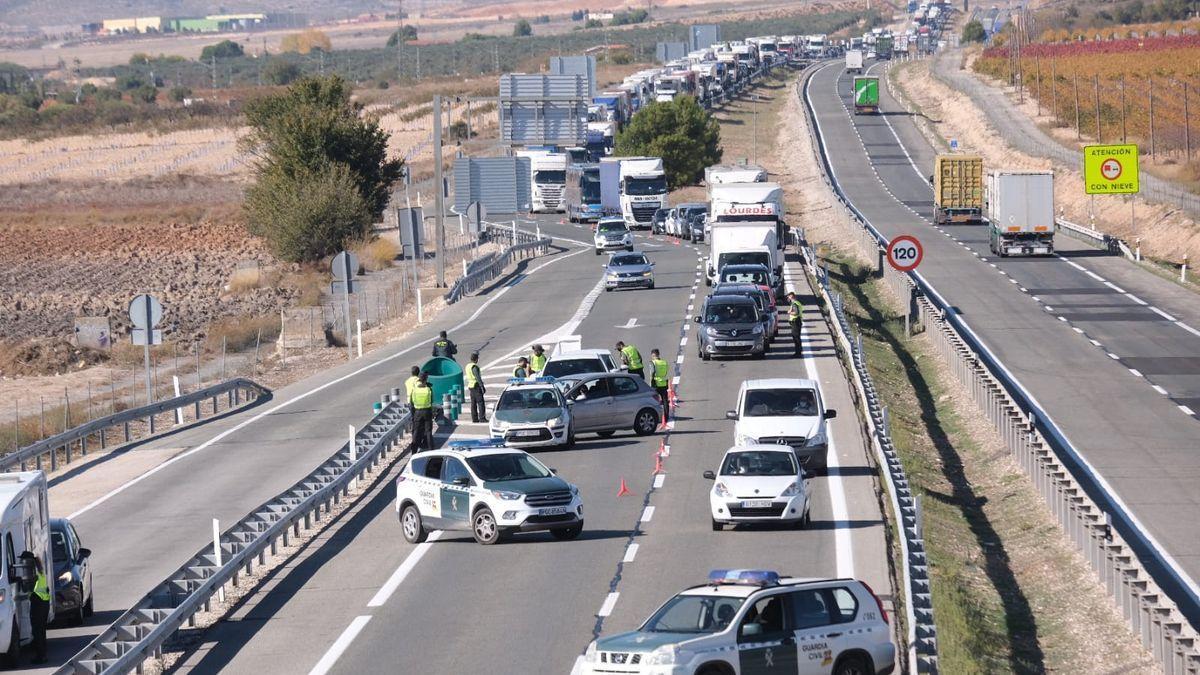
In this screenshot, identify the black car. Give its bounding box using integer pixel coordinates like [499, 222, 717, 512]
[50, 518, 93, 625]
[688, 213, 707, 243]
[651, 208, 670, 235]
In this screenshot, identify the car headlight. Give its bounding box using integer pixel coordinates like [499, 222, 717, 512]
[570, 483, 580, 496]
[641, 271, 652, 277]
[645, 645, 692, 665]
[705, 327, 718, 336]
[492, 490, 523, 501]
[58, 571, 73, 584]
[714, 481, 732, 498]
[752, 323, 764, 334]
[583, 641, 599, 663]
[806, 431, 827, 447]
[492, 419, 509, 430]
[548, 416, 565, 428]
[780, 481, 800, 497]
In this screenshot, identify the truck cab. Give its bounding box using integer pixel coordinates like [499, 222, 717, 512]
[517, 150, 568, 213]
[566, 163, 604, 223]
[618, 157, 668, 230]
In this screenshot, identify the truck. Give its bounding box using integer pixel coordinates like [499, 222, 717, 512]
[853, 76, 880, 114]
[707, 182, 786, 286]
[846, 49, 864, 73]
[617, 157, 668, 229]
[516, 150, 568, 213]
[705, 164, 768, 203]
[599, 157, 622, 217]
[985, 170, 1055, 257]
[876, 34, 894, 59]
[566, 163, 604, 222]
[0, 472, 54, 661]
[933, 154, 984, 224]
[707, 222, 782, 289]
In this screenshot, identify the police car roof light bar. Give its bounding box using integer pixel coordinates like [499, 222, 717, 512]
[448, 439, 508, 450]
[708, 569, 781, 586]
[506, 376, 558, 385]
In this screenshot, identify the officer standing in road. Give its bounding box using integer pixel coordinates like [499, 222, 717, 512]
[786, 291, 804, 356]
[404, 366, 420, 400]
[20, 551, 48, 664]
[432, 331, 458, 360]
[616, 341, 644, 379]
[513, 357, 530, 379]
[410, 372, 435, 452]
[649, 349, 670, 421]
[529, 345, 547, 374]
[466, 352, 487, 423]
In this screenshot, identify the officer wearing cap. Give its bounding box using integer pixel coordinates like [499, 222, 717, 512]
[466, 352, 487, 423]
[432, 331, 458, 360]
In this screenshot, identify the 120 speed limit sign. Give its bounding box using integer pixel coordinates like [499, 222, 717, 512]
[886, 235, 923, 272]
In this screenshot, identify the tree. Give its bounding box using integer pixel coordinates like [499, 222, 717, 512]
[961, 20, 986, 43]
[242, 76, 404, 262]
[584, 18, 603, 29]
[168, 85, 192, 102]
[116, 73, 147, 90]
[264, 59, 302, 85]
[615, 96, 721, 189]
[611, 9, 650, 26]
[386, 25, 418, 47]
[513, 19, 533, 36]
[200, 39, 244, 61]
[131, 84, 158, 104]
[280, 29, 332, 54]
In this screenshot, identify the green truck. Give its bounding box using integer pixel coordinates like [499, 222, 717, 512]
[853, 76, 879, 115]
[876, 34, 894, 60]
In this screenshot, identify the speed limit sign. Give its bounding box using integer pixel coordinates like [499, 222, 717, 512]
[886, 235, 923, 272]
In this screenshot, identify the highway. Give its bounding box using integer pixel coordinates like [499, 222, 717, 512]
[151, 218, 895, 674]
[806, 59, 1200, 618]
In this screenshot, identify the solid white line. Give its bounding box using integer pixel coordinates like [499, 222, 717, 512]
[1066, 260, 1086, 271]
[1126, 293, 1149, 306]
[1151, 307, 1177, 322]
[598, 592, 619, 617]
[368, 531, 443, 607]
[68, 247, 591, 520]
[623, 544, 639, 562]
[1180, 405, 1196, 416]
[1085, 270, 1105, 282]
[641, 506, 655, 522]
[1129, 369, 1143, 378]
[1176, 321, 1200, 338]
[653, 473, 666, 489]
[309, 615, 372, 675]
[1105, 282, 1127, 293]
[1153, 385, 1169, 395]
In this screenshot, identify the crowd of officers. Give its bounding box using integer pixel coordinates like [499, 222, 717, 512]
[402, 332, 672, 453]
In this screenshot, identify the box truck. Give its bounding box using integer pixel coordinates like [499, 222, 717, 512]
[707, 222, 782, 288]
[986, 170, 1055, 256]
[933, 154, 984, 224]
[853, 76, 880, 114]
[599, 157, 622, 217]
[0, 472, 54, 662]
[618, 157, 668, 229]
[846, 49, 864, 73]
[516, 150, 568, 213]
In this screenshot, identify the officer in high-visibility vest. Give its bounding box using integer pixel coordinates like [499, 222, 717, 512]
[616, 341, 644, 379]
[432, 331, 458, 360]
[404, 366, 420, 400]
[649, 349, 670, 422]
[20, 551, 48, 663]
[786, 291, 804, 356]
[513, 357, 530, 379]
[410, 372, 435, 452]
[466, 352, 487, 423]
[529, 345, 547, 374]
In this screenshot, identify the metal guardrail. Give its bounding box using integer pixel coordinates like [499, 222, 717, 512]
[56, 391, 412, 674]
[1055, 217, 1128, 257]
[800, 64, 1200, 675]
[445, 223, 553, 304]
[2, 378, 269, 474]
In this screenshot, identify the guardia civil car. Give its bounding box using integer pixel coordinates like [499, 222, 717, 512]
[580, 569, 896, 675]
[395, 440, 583, 545]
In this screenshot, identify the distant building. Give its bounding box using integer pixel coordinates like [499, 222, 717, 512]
[101, 17, 163, 34]
[587, 12, 615, 20]
[98, 12, 303, 35]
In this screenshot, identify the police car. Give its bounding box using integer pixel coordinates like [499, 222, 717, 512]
[395, 440, 583, 545]
[580, 569, 895, 675]
[490, 377, 574, 448]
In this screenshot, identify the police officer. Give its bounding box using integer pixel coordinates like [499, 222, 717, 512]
[616, 341, 644, 379]
[410, 372, 435, 452]
[404, 366, 420, 400]
[432, 331, 458, 360]
[513, 357, 530, 379]
[649, 349, 670, 422]
[529, 345, 547, 374]
[466, 352, 487, 423]
[20, 551, 48, 664]
[786, 291, 804, 356]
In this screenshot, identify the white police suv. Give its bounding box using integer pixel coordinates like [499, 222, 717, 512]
[395, 440, 583, 545]
[580, 569, 896, 675]
[490, 377, 574, 448]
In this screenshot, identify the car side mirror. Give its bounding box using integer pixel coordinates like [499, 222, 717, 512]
[452, 475, 470, 486]
[703, 470, 716, 480]
[824, 409, 837, 420]
[550, 468, 558, 475]
[725, 410, 738, 420]
[741, 623, 763, 638]
[78, 548, 91, 561]
[693, 316, 702, 323]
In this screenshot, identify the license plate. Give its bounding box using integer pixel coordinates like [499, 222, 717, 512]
[741, 500, 773, 508]
[539, 506, 567, 516]
[514, 429, 542, 437]
[716, 340, 753, 347]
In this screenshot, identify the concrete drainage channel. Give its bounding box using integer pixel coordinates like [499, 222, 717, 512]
[798, 64, 1200, 674]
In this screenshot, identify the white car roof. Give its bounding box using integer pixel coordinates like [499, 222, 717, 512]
[549, 349, 612, 360]
[426, 447, 528, 460]
[741, 378, 819, 390]
[679, 576, 832, 598]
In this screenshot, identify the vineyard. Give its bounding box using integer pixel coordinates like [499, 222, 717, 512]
[975, 32, 1200, 163]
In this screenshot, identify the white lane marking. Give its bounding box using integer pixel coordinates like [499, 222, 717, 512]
[1181, 405, 1196, 416]
[676, 355, 685, 364]
[688, 293, 696, 300]
[1072, 327, 1084, 334]
[671, 375, 681, 386]
[618, 318, 639, 329]
[1058, 317, 1068, 322]
[1043, 305, 1054, 312]
[1019, 287, 1028, 293]
[368, 531, 444, 607]
[653, 473, 666, 489]
[1105, 281, 1126, 293]
[1153, 385, 1169, 395]
[309, 615, 372, 675]
[687, 304, 694, 312]
[1066, 260, 1086, 271]
[1176, 321, 1200, 338]
[1151, 307, 1177, 322]
[1085, 270, 1106, 282]
[641, 506, 655, 522]
[680, 336, 689, 346]
[68, 246, 592, 520]
[1129, 369, 1143, 378]
[1126, 293, 1149, 306]
[1090, 339, 1102, 347]
[598, 592, 620, 617]
[623, 544, 639, 563]
[1107, 352, 1120, 360]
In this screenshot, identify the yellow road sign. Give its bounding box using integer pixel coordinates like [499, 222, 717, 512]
[1083, 144, 1139, 194]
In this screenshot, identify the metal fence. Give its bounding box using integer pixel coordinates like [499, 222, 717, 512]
[799, 64, 1200, 675]
[56, 391, 413, 675]
[445, 223, 553, 304]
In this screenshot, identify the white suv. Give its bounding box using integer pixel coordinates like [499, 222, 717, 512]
[727, 379, 836, 474]
[581, 569, 896, 675]
[595, 217, 634, 255]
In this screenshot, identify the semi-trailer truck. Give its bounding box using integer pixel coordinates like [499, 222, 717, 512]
[933, 154, 984, 224]
[853, 76, 880, 114]
[618, 157, 668, 229]
[566, 163, 604, 222]
[986, 170, 1055, 256]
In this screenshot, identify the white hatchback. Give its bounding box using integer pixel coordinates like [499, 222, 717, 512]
[704, 444, 810, 529]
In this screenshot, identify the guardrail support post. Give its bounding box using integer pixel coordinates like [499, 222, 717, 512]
[212, 518, 225, 603]
[349, 425, 358, 492]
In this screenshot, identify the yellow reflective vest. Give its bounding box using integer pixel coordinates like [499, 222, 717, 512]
[530, 352, 547, 372]
[621, 345, 643, 371]
[411, 384, 434, 410]
[651, 358, 670, 388]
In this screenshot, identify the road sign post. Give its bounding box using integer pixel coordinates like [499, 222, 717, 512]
[886, 235, 924, 273]
[331, 251, 359, 360]
[1084, 143, 1140, 237]
[128, 294, 163, 405]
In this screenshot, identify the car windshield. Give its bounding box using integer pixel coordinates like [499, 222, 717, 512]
[743, 388, 818, 416]
[581, 173, 601, 201]
[534, 170, 566, 184]
[721, 450, 798, 476]
[720, 252, 770, 268]
[598, 222, 627, 234]
[611, 254, 648, 266]
[653, 210, 668, 223]
[721, 268, 769, 285]
[50, 529, 68, 563]
[497, 388, 562, 410]
[467, 453, 552, 481]
[543, 358, 605, 377]
[641, 594, 746, 634]
[705, 303, 757, 324]
[625, 176, 668, 195]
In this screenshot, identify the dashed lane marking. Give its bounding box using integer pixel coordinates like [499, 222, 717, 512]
[597, 592, 619, 617]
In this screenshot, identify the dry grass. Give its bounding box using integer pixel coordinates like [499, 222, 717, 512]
[352, 237, 400, 272]
[206, 314, 282, 354]
[227, 267, 264, 293]
[281, 270, 326, 307]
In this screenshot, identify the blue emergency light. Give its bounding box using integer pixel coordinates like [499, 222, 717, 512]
[448, 439, 507, 450]
[506, 376, 558, 385]
[708, 569, 781, 586]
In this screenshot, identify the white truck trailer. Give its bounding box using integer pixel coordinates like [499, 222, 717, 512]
[846, 49, 864, 73]
[0, 472, 54, 661]
[986, 170, 1055, 256]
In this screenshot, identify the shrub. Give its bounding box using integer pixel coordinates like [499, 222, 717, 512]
[200, 39, 244, 61]
[116, 73, 147, 90]
[168, 85, 192, 102]
[448, 120, 472, 141]
[263, 59, 302, 86]
[206, 314, 281, 353]
[962, 20, 986, 43]
[280, 29, 332, 54]
[94, 87, 123, 102]
[131, 84, 158, 104]
[615, 96, 721, 188]
[386, 25, 418, 47]
[514, 19, 533, 37]
[244, 162, 374, 262]
[352, 236, 400, 271]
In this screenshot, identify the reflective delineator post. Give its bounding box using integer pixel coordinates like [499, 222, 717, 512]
[212, 518, 224, 603]
[356, 320, 363, 358]
[349, 424, 358, 491]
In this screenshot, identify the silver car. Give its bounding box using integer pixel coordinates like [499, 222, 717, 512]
[604, 251, 655, 291]
[563, 373, 663, 438]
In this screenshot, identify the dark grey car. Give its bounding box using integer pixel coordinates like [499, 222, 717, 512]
[563, 373, 663, 437]
[50, 518, 92, 626]
[695, 295, 766, 360]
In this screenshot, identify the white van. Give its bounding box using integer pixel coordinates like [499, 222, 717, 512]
[0, 471, 53, 665]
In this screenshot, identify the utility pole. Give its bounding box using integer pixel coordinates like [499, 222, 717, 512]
[1094, 73, 1101, 142]
[397, 0, 404, 81]
[1149, 75, 1156, 160]
[433, 95, 446, 287]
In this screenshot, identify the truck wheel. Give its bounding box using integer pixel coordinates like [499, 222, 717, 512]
[83, 592, 94, 618]
[401, 505, 428, 544]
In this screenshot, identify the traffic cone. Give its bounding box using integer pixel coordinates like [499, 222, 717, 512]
[617, 477, 632, 497]
[668, 383, 681, 408]
[653, 454, 664, 475]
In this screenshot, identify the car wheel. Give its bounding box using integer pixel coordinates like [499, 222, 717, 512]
[711, 519, 723, 531]
[633, 408, 660, 436]
[564, 426, 576, 449]
[472, 508, 502, 545]
[83, 591, 94, 618]
[626, 245, 634, 252]
[833, 653, 872, 675]
[400, 504, 428, 544]
[704, 277, 712, 287]
[551, 524, 583, 540]
[647, 281, 655, 290]
[595, 249, 601, 256]
[71, 598, 85, 627]
[701, 350, 711, 361]
[755, 349, 767, 359]
[604, 287, 612, 292]
[596, 430, 616, 438]
[2, 627, 18, 668]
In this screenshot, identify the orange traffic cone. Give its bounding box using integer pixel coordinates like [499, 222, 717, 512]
[653, 454, 664, 474]
[658, 439, 670, 458]
[617, 477, 632, 497]
[668, 384, 681, 408]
